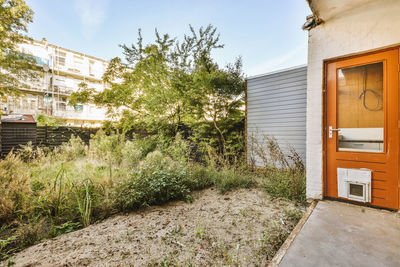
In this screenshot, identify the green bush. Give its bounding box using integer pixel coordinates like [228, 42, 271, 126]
[114, 164, 191, 211]
[141, 150, 174, 170]
[187, 165, 255, 193]
[164, 133, 190, 163]
[55, 135, 87, 161]
[89, 130, 125, 164]
[36, 114, 62, 127]
[121, 140, 142, 169]
[133, 135, 158, 158]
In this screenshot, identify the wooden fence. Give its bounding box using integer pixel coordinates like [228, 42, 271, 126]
[36, 126, 98, 148]
[0, 125, 98, 157]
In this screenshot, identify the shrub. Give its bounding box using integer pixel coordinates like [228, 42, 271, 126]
[133, 135, 158, 158]
[55, 135, 87, 161]
[121, 140, 142, 169]
[89, 130, 125, 164]
[17, 142, 47, 163]
[36, 114, 62, 126]
[141, 150, 174, 170]
[114, 163, 191, 211]
[164, 133, 190, 163]
[187, 164, 255, 193]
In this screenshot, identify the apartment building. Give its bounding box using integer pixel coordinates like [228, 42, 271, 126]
[0, 38, 109, 127]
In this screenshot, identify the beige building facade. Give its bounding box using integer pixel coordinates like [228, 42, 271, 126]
[0, 38, 110, 127]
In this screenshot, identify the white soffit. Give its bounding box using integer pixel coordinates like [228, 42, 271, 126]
[309, 0, 376, 21]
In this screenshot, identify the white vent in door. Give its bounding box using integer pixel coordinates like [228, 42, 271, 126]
[337, 168, 371, 203]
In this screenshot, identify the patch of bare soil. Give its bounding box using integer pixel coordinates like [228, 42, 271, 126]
[4, 188, 303, 267]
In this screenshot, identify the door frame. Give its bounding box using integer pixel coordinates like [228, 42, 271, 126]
[322, 47, 400, 210]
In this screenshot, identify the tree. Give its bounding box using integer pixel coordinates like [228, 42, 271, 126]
[0, 0, 37, 96]
[70, 25, 245, 153]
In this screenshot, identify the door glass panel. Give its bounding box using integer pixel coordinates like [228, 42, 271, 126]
[337, 62, 384, 152]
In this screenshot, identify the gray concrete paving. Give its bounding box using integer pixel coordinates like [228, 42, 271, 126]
[279, 200, 400, 267]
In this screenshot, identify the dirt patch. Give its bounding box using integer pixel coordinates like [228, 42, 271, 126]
[3, 188, 303, 266]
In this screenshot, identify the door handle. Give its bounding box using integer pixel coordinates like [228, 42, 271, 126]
[329, 126, 341, 138]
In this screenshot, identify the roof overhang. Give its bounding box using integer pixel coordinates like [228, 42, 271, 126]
[304, 0, 376, 29]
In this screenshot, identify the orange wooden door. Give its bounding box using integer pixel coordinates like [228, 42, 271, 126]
[325, 49, 399, 210]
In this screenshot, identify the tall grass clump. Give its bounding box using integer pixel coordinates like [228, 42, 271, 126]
[0, 154, 31, 223]
[249, 134, 306, 203]
[190, 165, 255, 194]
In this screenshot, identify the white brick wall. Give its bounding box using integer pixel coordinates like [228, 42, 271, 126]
[306, 0, 400, 200]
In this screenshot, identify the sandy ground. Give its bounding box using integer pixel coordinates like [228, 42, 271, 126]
[4, 188, 302, 267]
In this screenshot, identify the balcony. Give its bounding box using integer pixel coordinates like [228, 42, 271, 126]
[53, 63, 104, 82]
[53, 106, 106, 121]
[53, 85, 74, 96]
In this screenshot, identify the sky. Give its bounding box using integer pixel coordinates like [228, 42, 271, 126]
[25, 0, 311, 77]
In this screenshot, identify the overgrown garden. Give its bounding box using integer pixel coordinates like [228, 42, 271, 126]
[0, 130, 305, 261]
[0, 0, 306, 262]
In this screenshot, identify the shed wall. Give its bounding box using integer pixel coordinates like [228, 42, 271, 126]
[0, 122, 37, 157]
[246, 66, 307, 167]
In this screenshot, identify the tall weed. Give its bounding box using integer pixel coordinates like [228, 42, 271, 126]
[74, 179, 93, 227]
[249, 134, 306, 203]
[58, 135, 87, 161]
[0, 154, 31, 223]
[121, 140, 142, 169]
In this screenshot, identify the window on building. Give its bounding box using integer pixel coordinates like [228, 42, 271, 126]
[8, 98, 15, 112]
[29, 96, 37, 110]
[75, 104, 84, 112]
[44, 95, 51, 109]
[56, 51, 66, 66]
[38, 95, 44, 110]
[74, 55, 83, 62]
[74, 55, 83, 71]
[22, 98, 28, 109]
[56, 97, 67, 111]
[65, 55, 83, 73]
[89, 60, 95, 76]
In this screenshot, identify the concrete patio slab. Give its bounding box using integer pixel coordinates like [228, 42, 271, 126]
[279, 200, 400, 267]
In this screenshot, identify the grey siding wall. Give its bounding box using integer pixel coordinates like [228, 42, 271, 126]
[246, 66, 307, 167]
